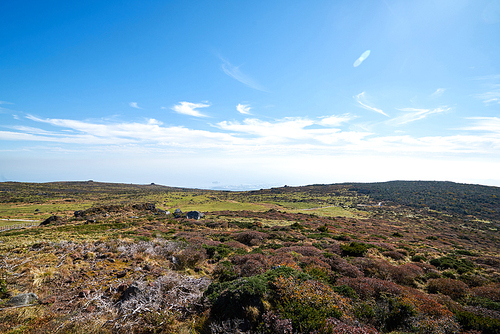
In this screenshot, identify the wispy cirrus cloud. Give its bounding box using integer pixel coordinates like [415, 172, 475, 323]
[220, 57, 266, 91]
[431, 88, 446, 98]
[0, 100, 14, 105]
[387, 107, 450, 126]
[354, 92, 389, 117]
[318, 114, 354, 127]
[473, 75, 500, 105]
[475, 90, 500, 105]
[129, 102, 142, 109]
[236, 104, 252, 115]
[170, 102, 210, 117]
[460, 117, 500, 133]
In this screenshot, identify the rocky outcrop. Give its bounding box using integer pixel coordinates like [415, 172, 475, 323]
[40, 215, 62, 226]
[186, 211, 204, 220]
[6, 293, 38, 307]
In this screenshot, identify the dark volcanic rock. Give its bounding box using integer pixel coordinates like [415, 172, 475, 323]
[186, 211, 204, 220]
[120, 284, 141, 302]
[40, 215, 61, 226]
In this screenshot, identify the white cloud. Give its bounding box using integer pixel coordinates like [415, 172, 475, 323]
[354, 92, 389, 117]
[353, 50, 371, 67]
[431, 88, 445, 98]
[475, 91, 500, 105]
[474, 75, 500, 105]
[129, 102, 142, 109]
[0, 100, 13, 105]
[460, 117, 500, 133]
[387, 107, 449, 126]
[220, 58, 266, 91]
[318, 114, 353, 127]
[0, 112, 498, 160]
[236, 104, 252, 115]
[171, 102, 210, 117]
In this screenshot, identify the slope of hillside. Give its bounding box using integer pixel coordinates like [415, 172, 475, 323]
[0, 181, 499, 333]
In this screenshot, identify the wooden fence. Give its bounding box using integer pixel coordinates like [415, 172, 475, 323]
[0, 222, 40, 232]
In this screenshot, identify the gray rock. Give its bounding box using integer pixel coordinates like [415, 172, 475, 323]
[7, 293, 38, 307]
[174, 208, 183, 217]
[186, 211, 204, 220]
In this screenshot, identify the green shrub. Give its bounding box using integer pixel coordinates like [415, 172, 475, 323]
[379, 296, 416, 332]
[454, 309, 500, 334]
[317, 224, 329, 233]
[470, 296, 500, 312]
[341, 242, 370, 257]
[205, 266, 310, 321]
[333, 284, 358, 300]
[271, 276, 348, 333]
[430, 255, 474, 274]
[0, 278, 7, 298]
[203, 244, 232, 260]
[455, 249, 476, 256]
[205, 275, 269, 320]
[411, 254, 427, 262]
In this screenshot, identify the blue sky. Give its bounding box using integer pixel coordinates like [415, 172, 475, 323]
[1, 0, 500, 189]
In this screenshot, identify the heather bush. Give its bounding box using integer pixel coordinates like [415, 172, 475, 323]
[299, 256, 332, 272]
[261, 311, 293, 334]
[427, 278, 470, 300]
[233, 230, 268, 246]
[213, 261, 239, 282]
[304, 265, 336, 285]
[325, 254, 363, 279]
[232, 253, 268, 277]
[175, 245, 207, 270]
[390, 263, 424, 287]
[323, 318, 380, 334]
[409, 315, 461, 334]
[351, 258, 393, 280]
[472, 284, 500, 302]
[460, 273, 488, 287]
[266, 253, 300, 270]
[336, 277, 403, 300]
[383, 250, 406, 261]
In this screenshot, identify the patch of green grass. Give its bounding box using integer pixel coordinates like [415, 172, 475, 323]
[290, 206, 362, 218]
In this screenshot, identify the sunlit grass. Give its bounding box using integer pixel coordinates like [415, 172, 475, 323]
[289, 206, 366, 218]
